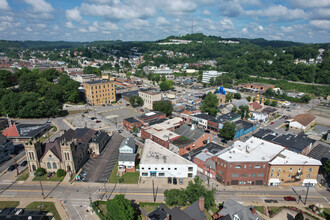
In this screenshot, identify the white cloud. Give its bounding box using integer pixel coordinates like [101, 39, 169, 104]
[0, 0, 10, 10]
[88, 26, 98, 32]
[24, 0, 53, 13]
[79, 28, 88, 33]
[310, 20, 330, 30]
[203, 9, 212, 15]
[280, 26, 293, 32]
[219, 0, 243, 17]
[36, 24, 46, 28]
[162, 0, 197, 15]
[290, 0, 330, 8]
[242, 27, 248, 33]
[219, 17, 234, 30]
[65, 21, 75, 29]
[309, 8, 330, 20]
[87, 0, 121, 3]
[93, 21, 118, 31]
[246, 5, 307, 20]
[53, 25, 59, 30]
[156, 17, 170, 25]
[258, 25, 263, 30]
[124, 19, 150, 30]
[66, 7, 82, 22]
[25, 27, 32, 32]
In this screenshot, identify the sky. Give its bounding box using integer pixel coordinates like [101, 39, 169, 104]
[0, 0, 329, 43]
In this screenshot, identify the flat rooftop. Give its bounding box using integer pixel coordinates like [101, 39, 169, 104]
[218, 137, 284, 162]
[151, 117, 183, 130]
[85, 79, 113, 84]
[141, 139, 195, 165]
[147, 128, 180, 141]
[270, 149, 322, 166]
[139, 89, 161, 95]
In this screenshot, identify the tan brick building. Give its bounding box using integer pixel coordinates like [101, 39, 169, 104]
[138, 89, 162, 110]
[83, 77, 116, 106]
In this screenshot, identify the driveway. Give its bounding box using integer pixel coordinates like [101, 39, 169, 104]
[81, 132, 125, 183]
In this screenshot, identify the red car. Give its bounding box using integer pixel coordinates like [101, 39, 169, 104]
[284, 196, 296, 201]
[270, 122, 274, 125]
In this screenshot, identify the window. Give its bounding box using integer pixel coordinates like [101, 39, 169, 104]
[271, 173, 273, 177]
[288, 174, 291, 178]
[230, 165, 232, 168]
[224, 164, 226, 168]
[188, 173, 193, 177]
[49, 154, 52, 157]
[307, 174, 311, 178]
[155, 168, 157, 170]
[232, 174, 239, 177]
[47, 162, 51, 169]
[161, 168, 164, 170]
[289, 168, 293, 172]
[308, 168, 313, 172]
[298, 168, 302, 172]
[52, 162, 57, 169]
[254, 165, 260, 168]
[249, 165, 251, 168]
[174, 168, 177, 170]
[278, 168, 281, 172]
[159, 173, 165, 177]
[168, 168, 171, 170]
[240, 174, 246, 177]
[249, 173, 255, 177]
[263, 165, 265, 168]
[148, 168, 151, 170]
[142, 172, 148, 176]
[235, 165, 241, 169]
[257, 173, 264, 177]
[277, 174, 280, 177]
[244, 165, 246, 168]
[188, 167, 193, 171]
[272, 168, 275, 172]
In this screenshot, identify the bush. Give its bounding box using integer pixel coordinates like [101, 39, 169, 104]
[34, 168, 46, 177]
[118, 177, 124, 183]
[56, 169, 66, 177]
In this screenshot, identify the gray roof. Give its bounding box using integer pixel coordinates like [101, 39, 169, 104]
[16, 123, 51, 138]
[195, 151, 214, 162]
[205, 159, 216, 170]
[219, 199, 262, 220]
[174, 124, 204, 141]
[235, 120, 255, 131]
[147, 207, 168, 220]
[118, 153, 136, 162]
[232, 99, 249, 108]
[183, 199, 207, 220]
[124, 117, 141, 124]
[158, 204, 191, 220]
[308, 143, 330, 163]
[119, 137, 136, 151]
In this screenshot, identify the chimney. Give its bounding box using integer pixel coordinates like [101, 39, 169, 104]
[251, 207, 256, 214]
[198, 197, 204, 212]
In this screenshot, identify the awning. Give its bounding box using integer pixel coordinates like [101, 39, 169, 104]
[302, 179, 318, 184]
[268, 178, 281, 183]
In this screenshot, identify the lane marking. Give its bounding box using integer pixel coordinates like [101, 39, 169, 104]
[237, 194, 323, 198]
[73, 204, 83, 220]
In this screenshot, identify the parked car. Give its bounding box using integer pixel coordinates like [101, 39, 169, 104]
[167, 177, 172, 184]
[15, 209, 24, 215]
[179, 178, 183, 185]
[8, 165, 15, 172]
[284, 196, 296, 201]
[126, 104, 130, 106]
[270, 122, 274, 125]
[20, 161, 27, 167]
[173, 177, 177, 185]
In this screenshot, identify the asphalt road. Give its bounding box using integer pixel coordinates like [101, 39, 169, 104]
[81, 132, 125, 183]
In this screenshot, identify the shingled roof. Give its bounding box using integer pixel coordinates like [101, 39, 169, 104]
[292, 113, 316, 126]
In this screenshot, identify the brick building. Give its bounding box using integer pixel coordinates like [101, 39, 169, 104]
[83, 76, 116, 106]
[123, 117, 143, 132]
[238, 83, 275, 91]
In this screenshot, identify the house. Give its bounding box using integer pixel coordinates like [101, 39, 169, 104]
[268, 149, 321, 186]
[119, 137, 136, 154]
[249, 102, 262, 111]
[140, 139, 197, 178]
[2, 123, 51, 142]
[147, 197, 207, 220]
[118, 153, 137, 173]
[214, 199, 262, 220]
[289, 113, 316, 132]
[250, 111, 268, 123]
[234, 120, 257, 139]
[123, 117, 143, 132]
[253, 129, 317, 155]
[191, 114, 215, 130]
[24, 128, 110, 174]
[208, 112, 241, 133]
[182, 142, 224, 163]
[0, 134, 14, 163]
[262, 107, 277, 117]
[171, 124, 212, 155]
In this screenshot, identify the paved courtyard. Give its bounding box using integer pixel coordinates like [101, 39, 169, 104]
[100, 108, 141, 125]
[66, 113, 111, 129]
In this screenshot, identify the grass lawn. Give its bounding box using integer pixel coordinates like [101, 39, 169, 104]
[68, 109, 90, 115]
[93, 201, 107, 220]
[139, 202, 161, 213]
[255, 206, 266, 215]
[25, 201, 61, 220]
[0, 201, 19, 209]
[210, 206, 218, 214]
[108, 163, 140, 184]
[17, 169, 29, 181]
[32, 174, 64, 182]
[268, 206, 283, 217]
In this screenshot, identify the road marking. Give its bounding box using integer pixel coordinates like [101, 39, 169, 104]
[73, 204, 83, 220]
[102, 192, 163, 196]
[237, 194, 323, 198]
[7, 189, 42, 192]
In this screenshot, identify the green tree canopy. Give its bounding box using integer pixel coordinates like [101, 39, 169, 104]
[271, 100, 278, 107]
[234, 93, 241, 99]
[201, 92, 218, 116]
[106, 194, 136, 220]
[238, 105, 250, 119]
[219, 121, 236, 140]
[264, 99, 270, 105]
[153, 101, 173, 116]
[129, 96, 144, 107]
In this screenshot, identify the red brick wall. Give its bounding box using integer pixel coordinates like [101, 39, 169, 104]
[179, 134, 212, 155]
[208, 121, 219, 133]
[123, 120, 143, 132]
[126, 166, 135, 172]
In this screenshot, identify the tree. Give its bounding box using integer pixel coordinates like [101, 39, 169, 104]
[301, 94, 311, 103]
[294, 211, 304, 220]
[159, 81, 170, 91]
[238, 105, 250, 119]
[271, 100, 278, 107]
[225, 93, 233, 103]
[161, 75, 166, 82]
[234, 93, 241, 99]
[219, 121, 236, 140]
[164, 189, 187, 206]
[106, 194, 136, 220]
[132, 127, 138, 133]
[56, 169, 66, 177]
[264, 88, 275, 97]
[323, 159, 330, 177]
[246, 96, 251, 102]
[232, 106, 238, 113]
[34, 168, 46, 177]
[153, 101, 173, 116]
[18, 72, 38, 92]
[264, 99, 270, 105]
[129, 96, 144, 107]
[200, 92, 218, 116]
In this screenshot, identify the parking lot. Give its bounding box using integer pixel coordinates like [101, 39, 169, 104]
[79, 132, 125, 183]
[100, 108, 141, 125]
[66, 113, 111, 130]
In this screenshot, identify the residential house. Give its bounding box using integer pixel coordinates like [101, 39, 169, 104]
[2, 123, 51, 142]
[171, 124, 212, 155]
[119, 137, 136, 154]
[262, 107, 277, 118]
[0, 134, 14, 163]
[289, 113, 316, 132]
[250, 112, 268, 123]
[249, 102, 262, 112]
[118, 153, 137, 173]
[213, 199, 262, 220]
[140, 139, 197, 178]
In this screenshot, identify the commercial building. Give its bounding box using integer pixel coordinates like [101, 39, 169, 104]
[289, 113, 316, 132]
[2, 123, 51, 142]
[24, 128, 110, 174]
[202, 71, 224, 83]
[123, 117, 143, 132]
[0, 134, 14, 163]
[238, 83, 275, 91]
[234, 120, 257, 139]
[208, 112, 241, 133]
[83, 77, 116, 106]
[138, 89, 162, 109]
[137, 111, 166, 123]
[140, 139, 197, 178]
[268, 149, 321, 186]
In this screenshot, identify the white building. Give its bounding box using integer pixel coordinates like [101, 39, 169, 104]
[202, 71, 224, 83]
[119, 137, 136, 154]
[138, 89, 162, 110]
[140, 139, 197, 178]
[251, 112, 268, 122]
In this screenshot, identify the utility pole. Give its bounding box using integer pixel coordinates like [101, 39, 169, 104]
[39, 175, 45, 199]
[208, 166, 211, 186]
[304, 184, 310, 205]
[88, 186, 92, 206]
[152, 180, 155, 202]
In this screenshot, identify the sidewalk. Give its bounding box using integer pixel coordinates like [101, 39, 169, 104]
[0, 196, 70, 220]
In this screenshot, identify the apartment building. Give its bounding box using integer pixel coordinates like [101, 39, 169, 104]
[83, 77, 116, 106]
[138, 89, 162, 109]
[202, 71, 224, 83]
